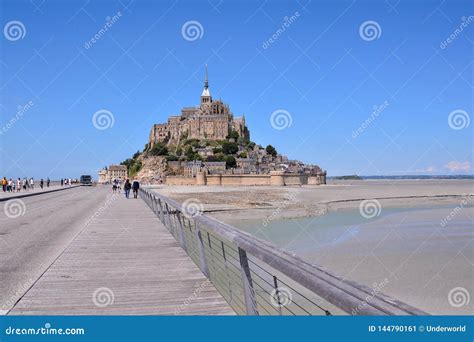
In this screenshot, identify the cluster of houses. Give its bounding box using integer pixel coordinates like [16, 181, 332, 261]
[167, 144, 325, 178]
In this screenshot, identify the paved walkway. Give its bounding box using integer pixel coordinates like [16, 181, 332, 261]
[8, 192, 234, 315]
[0, 185, 76, 201]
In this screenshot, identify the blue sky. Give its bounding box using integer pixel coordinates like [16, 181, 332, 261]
[0, 0, 472, 179]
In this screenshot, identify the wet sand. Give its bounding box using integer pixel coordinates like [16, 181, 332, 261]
[149, 180, 473, 315]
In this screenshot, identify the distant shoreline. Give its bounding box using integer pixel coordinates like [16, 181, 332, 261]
[329, 175, 474, 180]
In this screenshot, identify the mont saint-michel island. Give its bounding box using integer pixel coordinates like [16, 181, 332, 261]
[98, 67, 327, 186]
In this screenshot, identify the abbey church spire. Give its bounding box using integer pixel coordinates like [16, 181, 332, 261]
[201, 64, 211, 104]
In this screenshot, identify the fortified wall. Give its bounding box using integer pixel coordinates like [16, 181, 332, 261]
[165, 171, 327, 186]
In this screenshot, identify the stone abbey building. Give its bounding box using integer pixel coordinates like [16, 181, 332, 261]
[149, 67, 247, 147]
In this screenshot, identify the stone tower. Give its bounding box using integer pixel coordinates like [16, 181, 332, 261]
[200, 64, 211, 105]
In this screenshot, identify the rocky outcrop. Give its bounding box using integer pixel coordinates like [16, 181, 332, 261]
[135, 156, 167, 184]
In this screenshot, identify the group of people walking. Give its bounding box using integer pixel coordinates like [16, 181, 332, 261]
[1, 177, 51, 192]
[112, 179, 140, 199]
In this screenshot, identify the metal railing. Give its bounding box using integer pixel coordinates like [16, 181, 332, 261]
[140, 187, 427, 316]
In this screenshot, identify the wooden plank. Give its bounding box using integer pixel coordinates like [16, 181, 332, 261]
[8, 194, 234, 315]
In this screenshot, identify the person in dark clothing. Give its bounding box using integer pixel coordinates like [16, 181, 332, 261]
[40, 179, 44, 189]
[46, 178, 50, 187]
[132, 180, 140, 199]
[124, 179, 131, 199]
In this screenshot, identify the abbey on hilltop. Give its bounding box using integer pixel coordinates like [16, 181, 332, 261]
[113, 66, 326, 186]
[148, 66, 248, 147]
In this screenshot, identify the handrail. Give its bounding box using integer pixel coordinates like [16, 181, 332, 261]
[139, 187, 427, 316]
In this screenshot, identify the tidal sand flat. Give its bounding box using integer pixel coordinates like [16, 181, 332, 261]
[153, 180, 474, 315]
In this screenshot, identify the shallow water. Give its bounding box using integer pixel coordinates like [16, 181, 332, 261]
[229, 204, 474, 315]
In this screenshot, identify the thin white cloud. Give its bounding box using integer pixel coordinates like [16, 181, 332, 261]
[445, 161, 471, 172]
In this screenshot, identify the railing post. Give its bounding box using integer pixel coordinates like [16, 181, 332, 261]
[176, 213, 188, 253]
[157, 198, 164, 222]
[221, 241, 234, 302]
[194, 222, 209, 277]
[238, 247, 258, 315]
[273, 276, 283, 315]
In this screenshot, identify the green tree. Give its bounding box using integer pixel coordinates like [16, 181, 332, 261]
[227, 129, 239, 140]
[166, 155, 179, 162]
[266, 144, 277, 157]
[222, 141, 238, 155]
[224, 155, 236, 168]
[149, 143, 168, 156]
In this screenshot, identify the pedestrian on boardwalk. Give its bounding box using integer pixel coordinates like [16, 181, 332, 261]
[17, 178, 21, 192]
[40, 179, 44, 190]
[68, 178, 72, 186]
[22, 178, 27, 191]
[2, 177, 7, 192]
[132, 179, 140, 199]
[124, 179, 131, 199]
[112, 179, 117, 193]
[30, 178, 34, 190]
[8, 178, 13, 192]
[61, 178, 64, 187]
[47, 178, 50, 187]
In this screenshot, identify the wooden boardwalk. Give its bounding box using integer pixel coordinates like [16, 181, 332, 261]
[9, 192, 234, 315]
